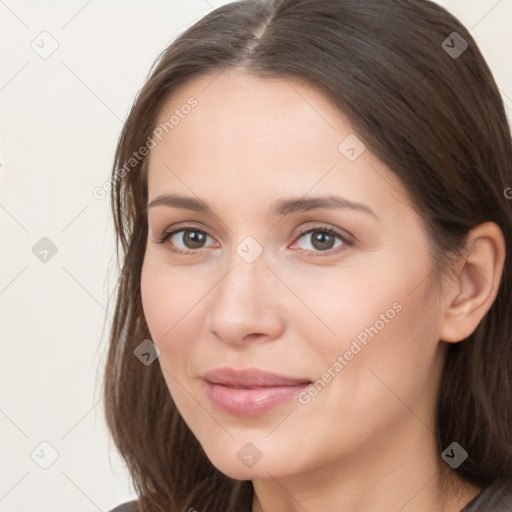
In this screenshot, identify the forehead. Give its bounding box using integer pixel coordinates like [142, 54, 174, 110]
[151, 69, 344, 157]
[146, 70, 410, 218]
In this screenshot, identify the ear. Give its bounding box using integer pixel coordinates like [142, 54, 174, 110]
[439, 221, 506, 343]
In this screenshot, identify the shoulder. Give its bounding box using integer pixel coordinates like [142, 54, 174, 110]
[461, 479, 512, 511]
[108, 499, 139, 512]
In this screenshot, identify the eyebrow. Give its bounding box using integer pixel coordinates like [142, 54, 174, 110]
[147, 193, 378, 219]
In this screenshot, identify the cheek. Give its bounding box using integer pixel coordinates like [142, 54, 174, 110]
[140, 257, 197, 367]
[140, 259, 203, 409]
[315, 268, 443, 427]
[301, 242, 441, 381]
[141, 252, 204, 337]
[141, 261, 170, 339]
[284, 264, 403, 361]
[140, 254, 222, 389]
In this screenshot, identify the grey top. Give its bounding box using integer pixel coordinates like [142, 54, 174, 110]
[460, 479, 512, 511]
[109, 479, 512, 511]
[109, 500, 138, 512]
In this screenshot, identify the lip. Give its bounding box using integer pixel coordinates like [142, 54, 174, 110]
[202, 367, 311, 417]
[202, 367, 311, 387]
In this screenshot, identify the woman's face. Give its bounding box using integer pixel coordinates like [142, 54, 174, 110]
[141, 70, 449, 480]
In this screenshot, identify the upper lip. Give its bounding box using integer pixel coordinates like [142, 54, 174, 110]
[202, 367, 311, 388]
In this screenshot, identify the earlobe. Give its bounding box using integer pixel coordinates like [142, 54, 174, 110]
[439, 222, 506, 343]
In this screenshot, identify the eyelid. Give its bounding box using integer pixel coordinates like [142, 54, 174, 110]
[292, 223, 354, 244]
[154, 222, 216, 250]
[154, 221, 354, 256]
[289, 223, 354, 255]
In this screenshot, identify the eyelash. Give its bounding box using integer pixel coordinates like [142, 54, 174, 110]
[155, 223, 353, 257]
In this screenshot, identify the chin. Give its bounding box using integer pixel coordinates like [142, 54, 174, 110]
[201, 442, 296, 481]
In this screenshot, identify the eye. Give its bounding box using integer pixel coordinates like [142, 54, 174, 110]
[155, 223, 353, 256]
[155, 225, 217, 254]
[290, 225, 353, 255]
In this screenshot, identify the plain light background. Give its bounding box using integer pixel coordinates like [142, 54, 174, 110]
[0, 1, 511, 511]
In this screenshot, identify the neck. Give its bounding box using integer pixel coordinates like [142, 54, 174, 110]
[251, 420, 482, 512]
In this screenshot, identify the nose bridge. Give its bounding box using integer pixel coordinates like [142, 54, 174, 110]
[205, 240, 283, 344]
[216, 243, 269, 317]
[220, 231, 270, 301]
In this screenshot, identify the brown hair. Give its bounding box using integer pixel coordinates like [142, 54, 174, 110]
[103, 0, 512, 510]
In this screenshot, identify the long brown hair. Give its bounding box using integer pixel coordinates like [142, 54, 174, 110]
[103, 0, 512, 510]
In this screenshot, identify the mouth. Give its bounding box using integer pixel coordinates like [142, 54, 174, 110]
[202, 367, 312, 417]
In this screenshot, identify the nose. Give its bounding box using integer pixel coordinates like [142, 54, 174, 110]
[204, 250, 286, 347]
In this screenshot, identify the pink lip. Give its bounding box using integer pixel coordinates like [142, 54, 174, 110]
[202, 367, 311, 417]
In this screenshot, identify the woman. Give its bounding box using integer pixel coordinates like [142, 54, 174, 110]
[104, 0, 512, 510]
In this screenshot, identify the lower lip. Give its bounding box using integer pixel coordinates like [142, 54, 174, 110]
[204, 380, 309, 417]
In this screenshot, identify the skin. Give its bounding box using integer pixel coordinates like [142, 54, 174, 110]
[140, 69, 505, 512]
